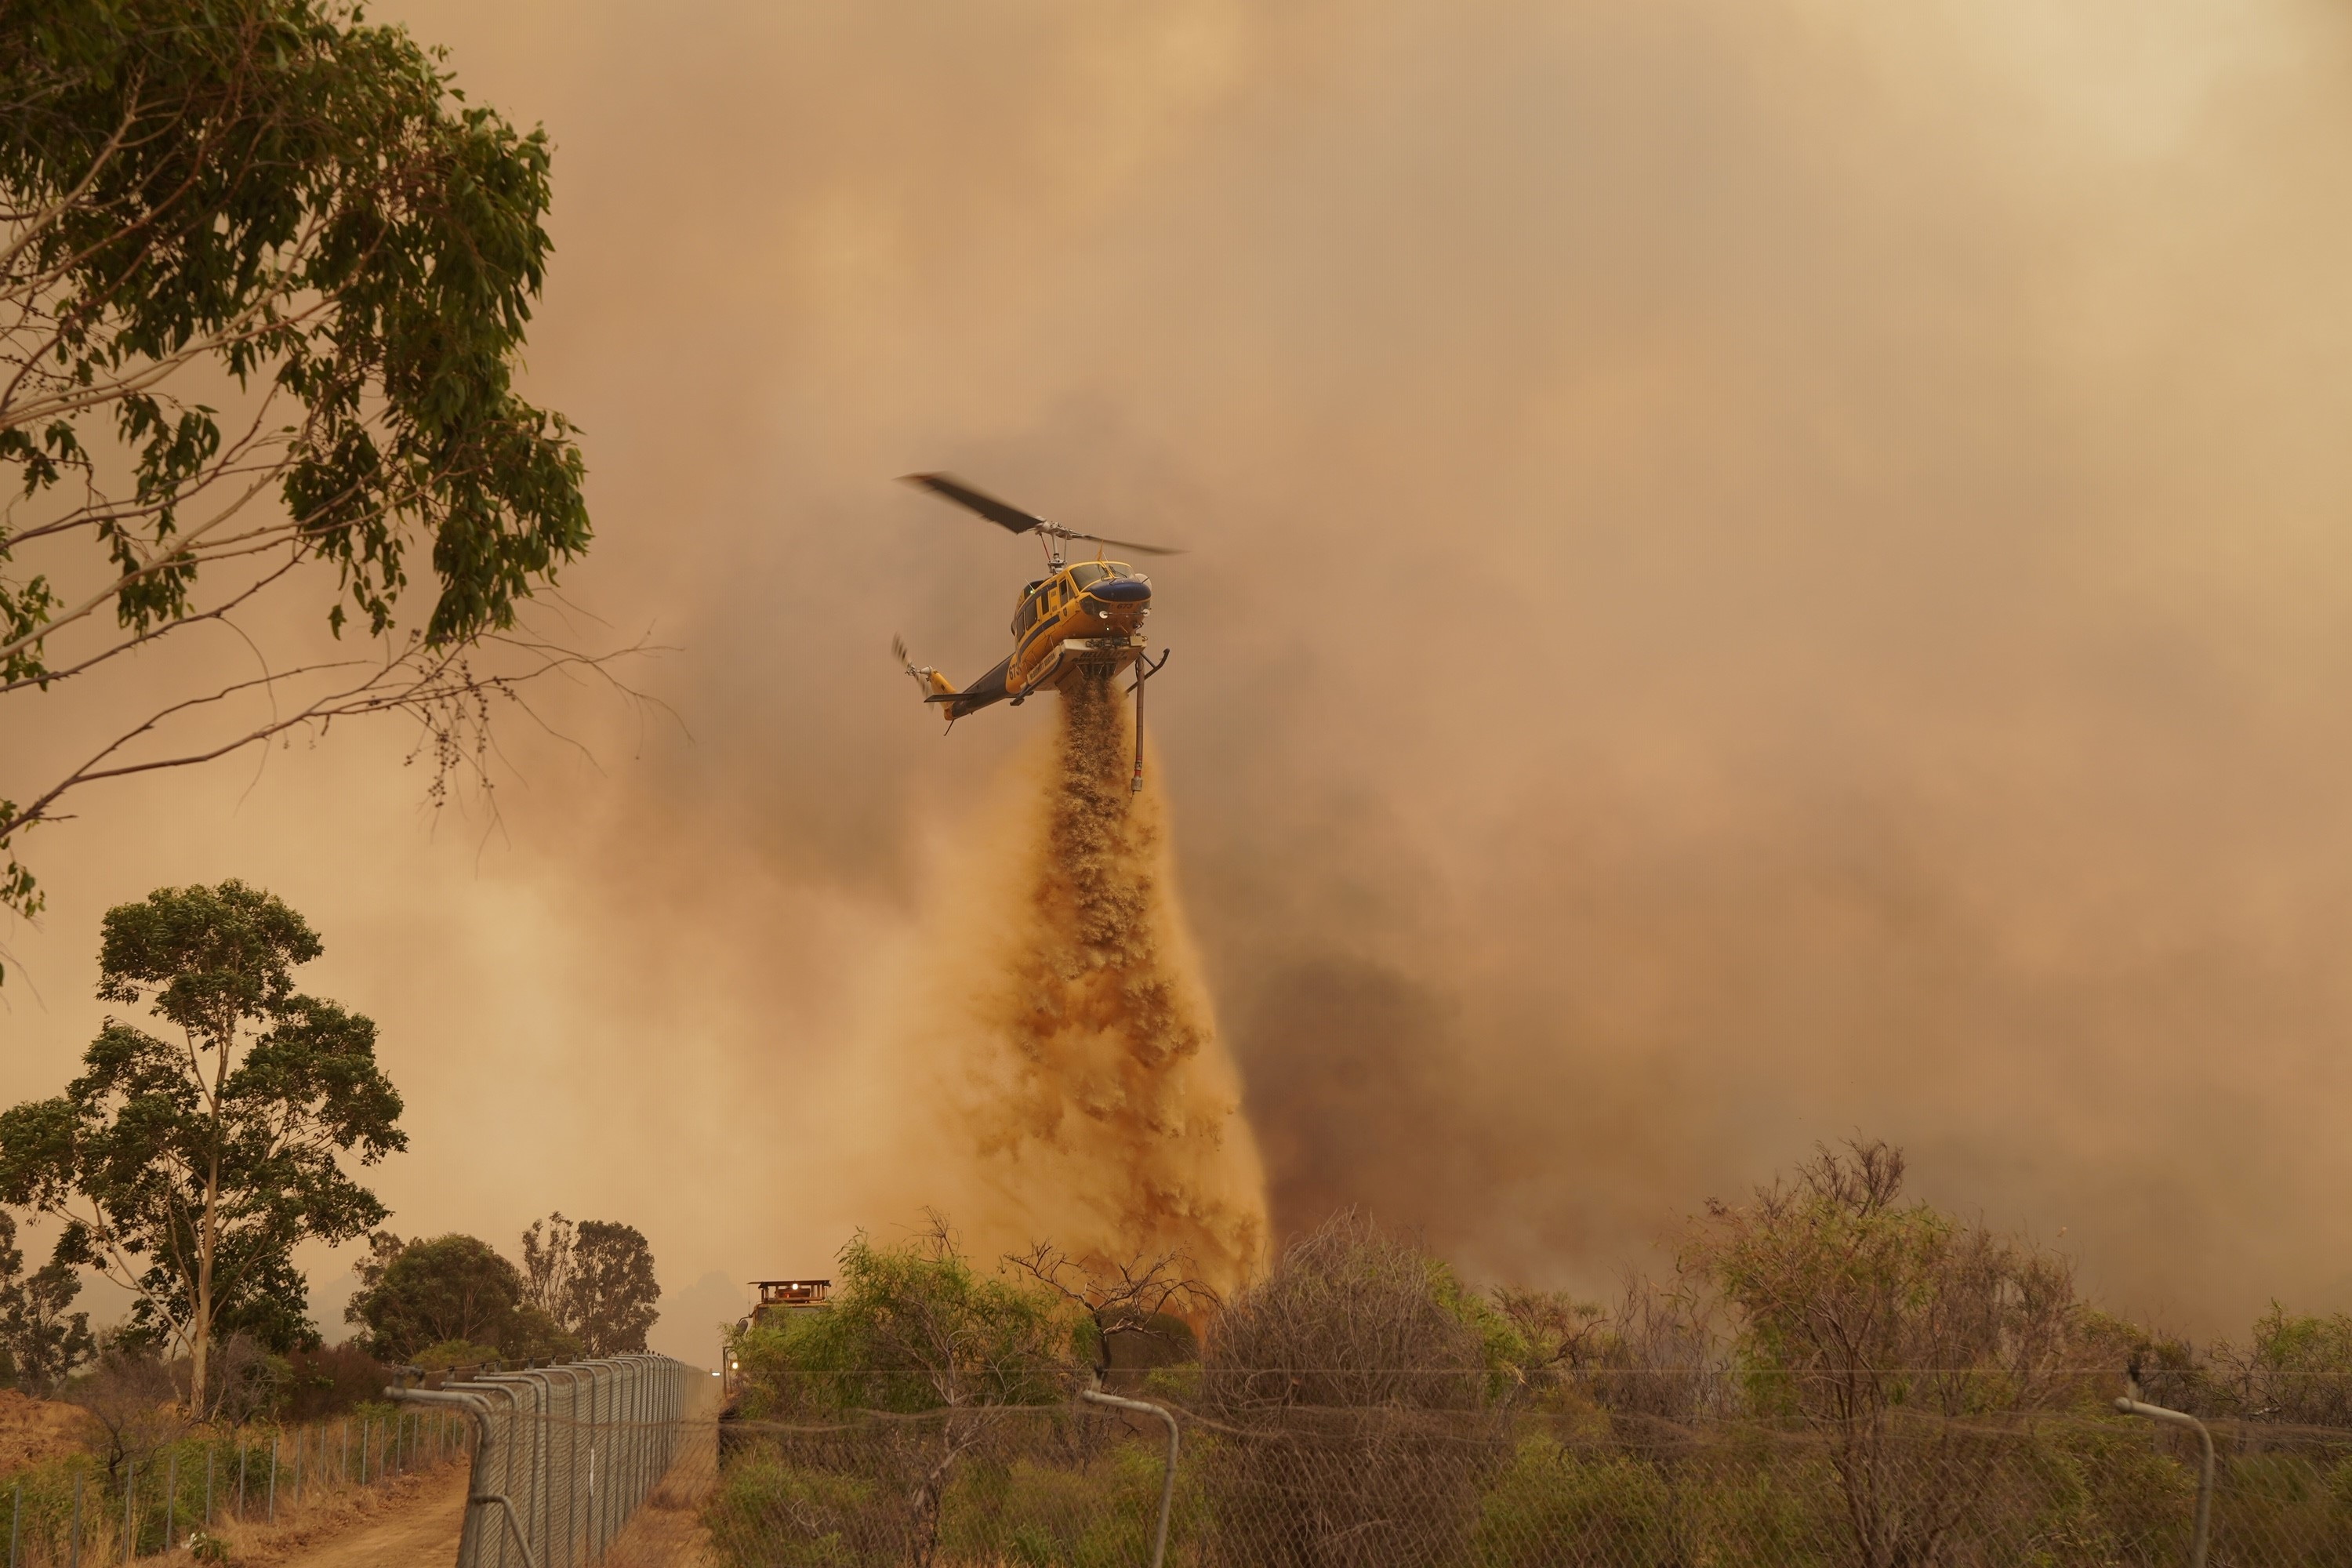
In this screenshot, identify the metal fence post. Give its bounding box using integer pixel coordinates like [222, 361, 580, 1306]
[67, 1473, 80, 1568]
[2115, 1395, 2215, 1568]
[633, 1359, 649, 1512]
[617, 1361, 633, 1522]
[391, 1383, 543, 1568]
[488, 1368, 569, 1562]
[121, 1458, 132, 1565]
[164, 1447, 176, 1549]
[578, 1362, 600, 1559]
[622, 1359, 636, 1539]
[267, 1432, 278, 1524]
[540, 1364, 592, 1568]
[205, 1443, 213, 1525]
[1080, 1390, 1179, 1568]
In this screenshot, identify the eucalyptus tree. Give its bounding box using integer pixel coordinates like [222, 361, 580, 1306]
[522, 1210, 662, 1356]
[571, 1219, 660, 1356]
[0, 0, 604, 973]
[0, 880, 405, 1415]
[347, 1232, 528, 1362]
[0, 1209, 93, 1392]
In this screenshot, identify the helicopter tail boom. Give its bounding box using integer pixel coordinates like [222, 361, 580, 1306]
[916, 653, 1014, 722]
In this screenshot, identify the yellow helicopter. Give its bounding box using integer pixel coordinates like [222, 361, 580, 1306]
[894, 473, 1179, 790]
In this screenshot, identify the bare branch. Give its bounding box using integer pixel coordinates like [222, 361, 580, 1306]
[0, 554, 299, 697]
[2, 630, 661, 848]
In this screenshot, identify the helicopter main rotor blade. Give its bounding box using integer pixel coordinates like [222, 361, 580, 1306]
[901, 473, 1049, 535]
[1058, 528, 1185, 557]
[901, 473, 1187, 554]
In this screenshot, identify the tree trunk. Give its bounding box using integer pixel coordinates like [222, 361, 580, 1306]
[191, 1191, 216, 1415]
[191, 1115, 223, 1417]
[908, 1420, 970, 1568]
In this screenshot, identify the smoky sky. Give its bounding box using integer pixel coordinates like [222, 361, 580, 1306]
[9, 0, 2352, 1356]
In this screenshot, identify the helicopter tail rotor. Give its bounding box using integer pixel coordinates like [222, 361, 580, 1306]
[893, 634, 954, 700]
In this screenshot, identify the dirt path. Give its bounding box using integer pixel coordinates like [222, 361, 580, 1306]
[220, 1464, 468, 1567]
[274, 1468, 466, 1567]
[216, 1380, 724, 1568]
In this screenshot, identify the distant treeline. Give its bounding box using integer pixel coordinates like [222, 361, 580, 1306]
[734, 1141, 2352, 1428]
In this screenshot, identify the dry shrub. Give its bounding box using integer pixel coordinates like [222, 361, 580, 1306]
[202, 1332, 285, 1425]
[2209, 1308, 2352, 1427]
[1002, 1240, 1208, 1390]
[1686, 1139, 2100, 1568]
[1197, 1210, 1504, 1568]
[281, 1342, 394, 1421]
[1583, 1276, 1737, 1428]
[67, 1339, 181, 1479]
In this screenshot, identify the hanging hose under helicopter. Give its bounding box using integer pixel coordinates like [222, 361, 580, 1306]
[1128, 649, 1171, 794]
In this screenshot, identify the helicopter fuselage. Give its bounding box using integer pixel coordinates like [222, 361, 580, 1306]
[906, 558, 1153, 721]
[895, 472, 1181, 730]
[1007, 560, 1152, 695]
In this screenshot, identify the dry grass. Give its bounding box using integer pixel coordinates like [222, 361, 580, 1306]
[0, 1460, 464, 1568]
[188, 1455, 467, 1566]
[0, 1389, 90, 1472]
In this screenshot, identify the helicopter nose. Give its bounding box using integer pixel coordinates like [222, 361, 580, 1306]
[1089, 578, 1151, 604]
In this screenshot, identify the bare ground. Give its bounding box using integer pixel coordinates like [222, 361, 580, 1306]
[601, 1434, 722, 1567]
[266, 1468, 469, 1568]
[193, 1461, 467, 1567]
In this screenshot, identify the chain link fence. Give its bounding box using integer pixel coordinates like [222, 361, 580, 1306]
[0, 1404, 466, 1565]
[390, 1352, 700, 1568]
[411, 1374, 2352, 1566]
[667, 1401, 2352, 1568]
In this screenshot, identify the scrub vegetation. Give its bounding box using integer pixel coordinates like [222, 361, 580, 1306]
[713, 1144, 2352, 1567]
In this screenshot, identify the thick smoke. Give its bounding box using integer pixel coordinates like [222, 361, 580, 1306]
[893, 675, 1265, 1292]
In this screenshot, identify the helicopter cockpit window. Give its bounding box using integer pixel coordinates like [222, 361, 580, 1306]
[1066, 564, 1109, 590]
[1011, 583, 1043, 634]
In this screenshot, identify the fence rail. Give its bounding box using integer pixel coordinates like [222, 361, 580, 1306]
[392, 1352, 700, 1568]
